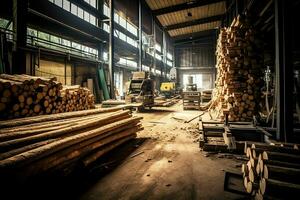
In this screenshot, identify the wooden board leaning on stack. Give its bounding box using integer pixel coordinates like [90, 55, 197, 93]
[205, 15, 263, 121]
[0, 74, 95, 119]
[242, 142, 300, 199]
[0, 108, 143, 182]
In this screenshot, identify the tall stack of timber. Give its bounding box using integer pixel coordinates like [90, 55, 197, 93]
[0, 108, 142, 182]
[241, 142, 300, 199]
[209, 15, 263, 121]
[0, 74, 95, 119]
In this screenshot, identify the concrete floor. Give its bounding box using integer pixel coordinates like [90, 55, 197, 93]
[78, 103, 247, 200]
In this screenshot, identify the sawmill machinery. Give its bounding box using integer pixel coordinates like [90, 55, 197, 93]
[160, 82, 176, 98]
[125, 71, 154, 108]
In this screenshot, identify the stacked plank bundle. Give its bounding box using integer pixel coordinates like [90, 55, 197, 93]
[242, 142, 300, 199]
[209, 16, 263, 121]
[0, 108, 142, 181]
[0, 74, 95, 119]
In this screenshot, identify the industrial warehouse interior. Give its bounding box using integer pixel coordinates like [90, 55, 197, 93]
[0, 0, 300, 199]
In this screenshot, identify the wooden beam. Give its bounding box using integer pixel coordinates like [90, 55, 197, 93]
[153, 0, 225, 16]
[165, 15, 224, 31]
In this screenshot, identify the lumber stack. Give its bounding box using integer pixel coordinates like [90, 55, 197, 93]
[241, 142, 300, 199]
[0, 74, 95, 119]
[209, 15, 263, 121]
[0, 108, 142, 181]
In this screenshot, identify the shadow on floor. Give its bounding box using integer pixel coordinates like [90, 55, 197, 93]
[1, 138, 149, 200]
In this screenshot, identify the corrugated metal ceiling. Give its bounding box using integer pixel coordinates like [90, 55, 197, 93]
[146, 0, 226, 37]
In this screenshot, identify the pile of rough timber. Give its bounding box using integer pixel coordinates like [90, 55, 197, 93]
[208, 15, 263, 121]
[242, 142, 300, 199]
[0, 108, 142, 182]
[0, 74, 95, 119]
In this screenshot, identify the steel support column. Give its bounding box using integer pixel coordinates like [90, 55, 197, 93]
[109, 0, 115, 99]
[138, 0, 142, 71]
[163, 31, 167, 80]
[12, 0, 28, 74]
[275, 0, 293, 141]
[153, 23, 156, 76]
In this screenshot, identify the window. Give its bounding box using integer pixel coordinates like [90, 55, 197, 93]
[114, 12, 119, 23]
[0, 18, 10, 28]
[77, 7, 84, 19]
[90, 15, 96, 25]
[50, 35, 61, 44]
[114, 29, 119, 37]
[90, 0, 96, 8]
[61, 38, 70, 47]
[84, 11, 90, 22]
[167, 60, 172, 67]
[27, 28, 37, 37]
[143, 65, 150, 72]
[72, 42, 81, 50]
[54, 0, 63, 7]
[155, 54, 162, 61]
[103, 23, 109, 32]
[71, 3, 77, 15]
[85, 0, 96, 8]
[155, 43, 161, 52]
[127, 22, 137, 36]
[27, 27, 98, 59]
[38, 32, 50, 40]
[82, 45, 88, 53]
[119, 16, 126, 28]
[63, 0, 70, 11]
[103, 4, 110, 17]
[119, 58, 126, 65]
[183, 74, 203, 89]
[103, 52, 108, 61]
[119, 32, 126, 41]
[167, 52, 173, 60]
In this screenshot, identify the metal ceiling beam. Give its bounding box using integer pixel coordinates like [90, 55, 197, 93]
[165, 14, 224, 31]
[152, 0, 225, 16]
[172, 29, 216, 42]
[174, 36, 214, 46]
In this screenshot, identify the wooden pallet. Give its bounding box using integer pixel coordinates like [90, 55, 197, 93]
[199, 119, 267, 153]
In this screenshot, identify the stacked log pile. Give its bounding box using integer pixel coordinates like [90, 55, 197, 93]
[0, 108, 142, 181]
[241, 142, 300, 199]
[0, 74, 95, 119]
[209, 16, 263, 121]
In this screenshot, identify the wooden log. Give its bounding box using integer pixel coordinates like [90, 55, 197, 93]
[263, 164, 300, 184]
[251, 143, 300, 155]
[258, 158, 300, 170]
[49, 133, 137, 176]
[259, 178, 300, 198]
[0, 74, 30, 84]
[83, 134, 137, 166]
[28, 125, 141, 175]
[0, 139, 57, 161]
[0, 111, 131, 152]
[0, 107, 124, 128]
[262, 151, 300, 164]
[0, 116, 142, 168]
[0, 123, 74, 142]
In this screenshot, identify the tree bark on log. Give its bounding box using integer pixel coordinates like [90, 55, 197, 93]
[0, 117, 142, 169]
[0, 111, 131, 152]
[0, 107, 123, 128]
